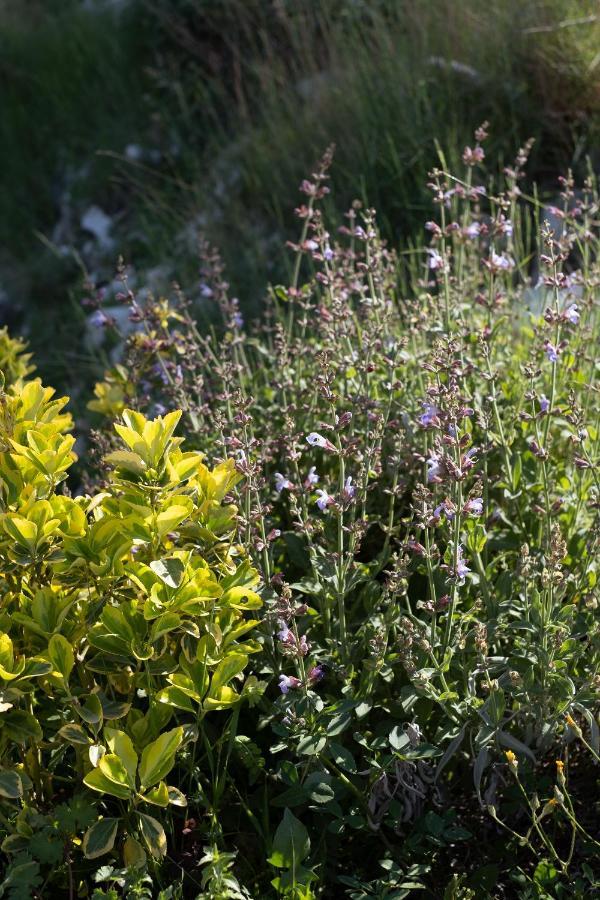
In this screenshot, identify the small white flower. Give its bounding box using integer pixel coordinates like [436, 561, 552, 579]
[565, 303, 579, 325]
[306, 432, 336, 452]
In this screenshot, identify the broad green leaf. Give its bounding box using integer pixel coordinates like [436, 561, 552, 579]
[209, 653, 248, 697]
[138, 727, 183, 789]
[0, 770, 23, 799]
[138, 812, 167, 859]
[221, 586, 262, 610]
[58, 723, 91, 745]
[123, 835, 146, 869]
[3, 710, 43, 744]
[141, 781, 169, 807]
[48, 633, 74, 682]
[268, 808, 310, 870]
[167, 785, 187, 807]
[105, 728, 138, 787]
[149, 557, 185, 589]
[82, 818, 119, 859]
[155, 505, 192, 538]
[84, 762, 132, 801]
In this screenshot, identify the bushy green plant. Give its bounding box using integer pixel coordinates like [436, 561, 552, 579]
[84, 134, 600, 897]
[0, 358, 260, 895]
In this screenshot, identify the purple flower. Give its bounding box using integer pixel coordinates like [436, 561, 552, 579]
[461, 447, 478, 473]
[540, 394, 550, 414]
[315, 489, 333, 511]
[306, 432, 336, 452]
[232, 311, 244, 329]
[323, 244, 334, 261]
[304, 466, 319, 488]
[89, 309, 108, 328]
[486, 250, 515, 272]
[434, 500, 455, 521]
[307, 665, 325, 686]
[274, 472, 293, 493]
[427, 453, 443, 483]
[427, 248, 445, 270]
[277, 621, 292, 642]
[278, 674, 302, 694]
[456, 544, 471, 585]
[200, 283, 213, 298]
[465, 221, 481, 240]
[343, 476, 356, 500]
[463, 497, 483, 516]
[564, 303, 579, 325]
[544, 341, 559, 363]
[419, 402, 440, 428]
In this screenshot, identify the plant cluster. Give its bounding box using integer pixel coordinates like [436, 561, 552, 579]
[1, 131, 600, 897]
[0, 357, 261, 896]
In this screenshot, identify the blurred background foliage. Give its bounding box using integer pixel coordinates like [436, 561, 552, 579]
[1, 0, 599, 394]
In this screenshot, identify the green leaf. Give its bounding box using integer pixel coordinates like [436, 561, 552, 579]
[3, 710, 43, 744]
[268, 808, 310, 871]
[84, 763, 132, 800]
[167, 785, 187, 807]
[82, 818, 119, 859]
[48, 633, 74, 682]
[123, 835, 147, 869]
[105, 729, 138, 788]
[141, 781, 169, 807]
[155, 505, 192, 538]
[0, 769, 23, 799]
[149, 557, 185, 588]
[138, 727, 183, 789]
[209, 652, 248, 697]
[138, 812, 167, 859]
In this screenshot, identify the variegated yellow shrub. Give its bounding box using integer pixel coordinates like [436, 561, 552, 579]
[0, 349, 261, 875]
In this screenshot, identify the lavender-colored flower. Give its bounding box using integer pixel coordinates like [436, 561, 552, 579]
[304, 466, 319, 488]
[277, 621, 292, 642]
[89, 309, 108, 328]
[434, 500, 455, 521]
[200, 283, 213, 298]
[427, 248, 445, 270]
[298, 635, 309, 656]
[306, 432, 336, 452]
[564, 303, 579, 325]
[278, 674, 302, 694]
[315, 489, 333, 511]
[274, 472, 293, 493]
[540, 394, 550, 414]
[419, 402, 440, 428]
[427, 453, 443, 483]
[323, 244, 334, 261]
[232, 311, 244, 329]
[544, 342, 559, 363]
[463, 497, 483, 516]
[465, 221, 481, 240]
[153, 403, 167, 417]
[307, 665, 325, 686]
[486, 250, 515, 271]
[343, 476, 356, 500]
[456, 544, 471, 585]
